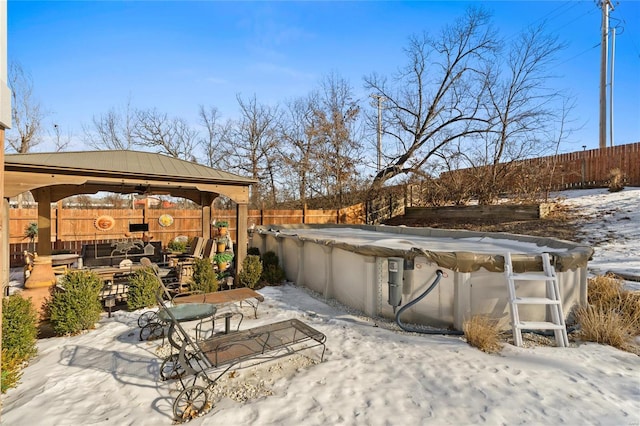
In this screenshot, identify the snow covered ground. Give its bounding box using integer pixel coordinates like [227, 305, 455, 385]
[1, 188, 638, 425]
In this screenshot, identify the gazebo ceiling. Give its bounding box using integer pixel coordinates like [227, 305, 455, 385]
[4, 150, 257, 204]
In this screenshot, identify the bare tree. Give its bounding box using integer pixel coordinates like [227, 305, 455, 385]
[279, 93, 320, 207]
[453, 23, 574, 203]
[83, 98, 137, 150]
[311, 73, 365, 206]
[227, 94, 282, 207]
[50, 123, 72, 152]
[364, 7, 497, 187]
[198, 105, 232, 168]
[133, 108, 199, 161]
[6, 62, 47, 153]
[102, 192, 128, 209]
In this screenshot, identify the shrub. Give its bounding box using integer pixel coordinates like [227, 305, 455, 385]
[261, 251, 279, 268]
[2, 295, 39, 393]
[463, 315, 503, 354]
[127, 267, 160, 311]
[575, 274, 640, 350]
[168, 239, 187, 253]
[2, 295, 38, 361]
[260, 251, 286, 285]
[608, 168, 624, 192]
[2, 349, 24, 393]
[45, 270, 103, 336]
[190, 258, 218, 293]
[262, 264, 286, 285]
[574, 305, 631, 348]
[247, 247, 261, 257]
[238, 255, 263, 289]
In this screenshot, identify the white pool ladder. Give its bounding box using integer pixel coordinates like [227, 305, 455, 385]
[504, 252, 569, 348]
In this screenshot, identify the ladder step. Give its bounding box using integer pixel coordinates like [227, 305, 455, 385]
[515, 321, 566, 330]
[512, 297, 561, 305]
[508, 273, 556, 281]
[505, 252, 568, 347]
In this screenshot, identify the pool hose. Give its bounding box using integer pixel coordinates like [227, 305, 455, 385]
[395, 269, 464, 335]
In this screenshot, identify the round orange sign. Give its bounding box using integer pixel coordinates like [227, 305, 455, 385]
[94, 215, 116, 231]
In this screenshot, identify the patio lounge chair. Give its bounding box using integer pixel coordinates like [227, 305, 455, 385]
[144, 263, 327, 422]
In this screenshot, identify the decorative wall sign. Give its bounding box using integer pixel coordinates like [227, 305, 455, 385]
[158, 214, 174, 227]
[94, 215, 116, 231]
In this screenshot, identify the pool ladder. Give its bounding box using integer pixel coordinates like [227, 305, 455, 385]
[504, 252, 569, 348]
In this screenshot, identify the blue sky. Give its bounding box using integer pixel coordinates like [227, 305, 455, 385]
[7, 0, 640, 154]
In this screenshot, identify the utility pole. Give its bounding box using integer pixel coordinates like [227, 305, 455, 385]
[370, 94, 385, 173]
[609, 26, 616, 147]
[599, 0, 614, 149]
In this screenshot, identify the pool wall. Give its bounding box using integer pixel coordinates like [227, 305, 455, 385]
[251, 224, 593, 331]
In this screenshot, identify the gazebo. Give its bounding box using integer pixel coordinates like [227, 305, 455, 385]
[2, 150, 257, 286]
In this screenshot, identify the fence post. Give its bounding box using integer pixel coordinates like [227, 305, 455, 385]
[364, 200, 369, 225]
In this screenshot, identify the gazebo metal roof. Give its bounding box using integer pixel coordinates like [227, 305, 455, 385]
[3, 150, 255, 268]
[4, 150, 256, 203]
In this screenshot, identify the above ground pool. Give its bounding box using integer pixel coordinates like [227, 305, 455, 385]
[250, 224, 593, 331]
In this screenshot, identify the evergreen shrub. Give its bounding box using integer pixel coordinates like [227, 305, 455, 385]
[127, 267, 160, 311]
[45, 270, 103, 336]
[1, 295, 38, 393]
[190, 258, 218, 293]
[261, 251, 286, 285]
[238, 255, 263, 289]
[168, 239, 187, 253]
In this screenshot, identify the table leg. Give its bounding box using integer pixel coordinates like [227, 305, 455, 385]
[225, 314, 231, 334]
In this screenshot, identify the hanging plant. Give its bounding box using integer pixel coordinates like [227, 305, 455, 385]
[213, 252, 234, 271]
[216, 220, 229, 237]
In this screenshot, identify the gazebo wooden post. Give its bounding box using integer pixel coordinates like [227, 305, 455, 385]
[235, 203, 248, 280]
[32, 187, 53, 256]
[201, 193, 214, 239]
[25, 187, 56, 288]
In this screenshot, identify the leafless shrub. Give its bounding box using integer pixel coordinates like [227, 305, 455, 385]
[463, 315, 503, 353]
[608, 168, 624, 192]
[574, 275, 640, 351]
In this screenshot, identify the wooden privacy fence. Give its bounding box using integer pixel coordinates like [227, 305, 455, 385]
[437, 142, 640, 191]
[521, 142, 640, 189]
[7, 204, 366, 267]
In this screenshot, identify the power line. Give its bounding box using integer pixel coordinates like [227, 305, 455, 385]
[613, 8, 640, 59]
[548, 7, 599, 34]
[557, 42, 601, 66]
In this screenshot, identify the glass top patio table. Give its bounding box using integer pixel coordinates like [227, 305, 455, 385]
[158, 303, 216, 323]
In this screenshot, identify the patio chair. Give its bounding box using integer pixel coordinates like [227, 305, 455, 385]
[168, 237, 205, 265]
[201, 238, 216, 262]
